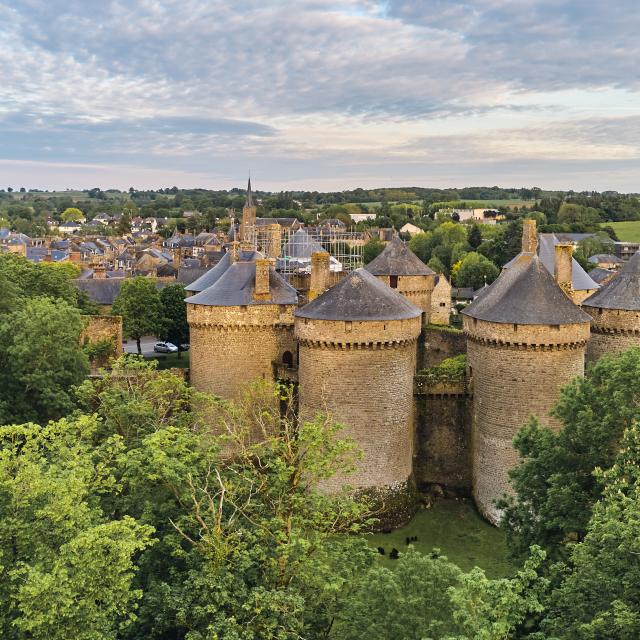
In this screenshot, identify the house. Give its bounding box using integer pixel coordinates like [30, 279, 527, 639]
[588, 254, 624, 270]
[93, 212, 113, 225]
[349, 212, 377, 223]
[399, 222, 422, 236]
[448, 208, 500, 224]
[59, 221, 83, 234]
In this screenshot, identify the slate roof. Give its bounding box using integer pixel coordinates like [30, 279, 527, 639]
[177, 266, 209, 286]
[74, 278, 124, 305]
[184, 252, 231, 293]
[505, 234, 600, 292]
[462, 253, 591, 325]
[588, 267, 616, 284]
[295, 267, 422, 321]
[588, 253, 623, 265]
[74, 277, 172, 305]
[185, 261, 298, 307]
[582, 251, 640, 311]
[364, 237, 435, 276]
[538, 234, 599, 292]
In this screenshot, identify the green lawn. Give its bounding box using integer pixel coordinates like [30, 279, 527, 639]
[367, 500, 514, 578]
[148, 351, 190, 369]
[600, 221, 640, 242]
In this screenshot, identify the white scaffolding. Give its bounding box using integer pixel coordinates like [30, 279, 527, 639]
[246, 225, 364, 276]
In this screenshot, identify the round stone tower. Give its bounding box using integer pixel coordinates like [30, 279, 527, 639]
[294, 268, 422, 525]
[364, 237, 436, 323]
[186, 255, 298, 400]
[582, 251, 640, 362]
[462, 221, 591, 523]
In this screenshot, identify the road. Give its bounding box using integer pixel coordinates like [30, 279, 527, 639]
[123, 335, 159, 357]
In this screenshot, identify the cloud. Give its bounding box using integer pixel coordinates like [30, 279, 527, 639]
[0, 1, 639, 190]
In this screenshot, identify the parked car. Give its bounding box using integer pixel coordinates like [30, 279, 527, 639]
[153, 341, 178, 353]
[180, 343, 190, 351]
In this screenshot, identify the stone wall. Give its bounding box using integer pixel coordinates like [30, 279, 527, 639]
[464, 316, 589, 523]
[374, 274, 435, 323]
[296, 315, 421, 526]
[187, 303, 297, 400]
[80, 315, 123, 369]
[414, 381, 471, 492]
[430, 275, 452, 325]
[584, 306, 640, 362]
[419, 325, 466, 369]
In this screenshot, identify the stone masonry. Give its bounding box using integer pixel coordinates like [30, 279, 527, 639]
[296, 315, 422, 525]
[464, 316, 589, 523]
[188, 303, 297, 399]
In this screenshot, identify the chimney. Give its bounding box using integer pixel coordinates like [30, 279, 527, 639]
[268, 223, 282, 259]
[309, 251, 330, 301]
[253, 258, 270, 300]
[554, 243, 573, 295]
[522, 219, 538, 254]
[93, 262, 107, 279]
[173, 248, 182, 268]
[228, 241, 239, 264]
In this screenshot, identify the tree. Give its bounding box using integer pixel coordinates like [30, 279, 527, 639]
[468, 223, 483, 249]
[409, 231, 433, 263]
[111, 277, 164, 354]
[427, 255, 446, 275]
[557, 203, 602, 228]
[0, 297, 89, 426]
[0, 253, 82, 310]
[362, 238, 385, 264]
[159, 284, 189, 357]
[118, 202, 137, 235]
[452, 252, 499, 290]
[75, 364, 375, 639]
[501, 347, 640, 560]
[60, 207, 85, 222]
[542, 423, 640, 638]
[0, 416, 153, 639]
[339, 549, 463, 639]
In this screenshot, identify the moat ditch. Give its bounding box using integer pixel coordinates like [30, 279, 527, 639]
[367, 499, 515, 578]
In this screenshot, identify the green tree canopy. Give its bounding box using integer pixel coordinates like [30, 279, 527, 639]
[452, 252, 499, 290]
[501, 347, 640, 560]
[0, 416, 153, 640]
[111, 277, 164, 354]
[0, 297, 89, 424]
[159, 284, 189, 356]
[542, 423, 640, 638]
[60, 207, 85, 222]
[362, 238, 386, 264]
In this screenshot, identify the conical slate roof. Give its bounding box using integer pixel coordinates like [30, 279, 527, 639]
[582, 251, 640, 311]
[462, 253, 591, 325]
[295, 268, 422, 321]
[184, 252, 230, 293]
[502, 233, 599, 292]
[184, 250, 261, 293]
[364, 237, 435, 276]
[186, 261, 297, 307]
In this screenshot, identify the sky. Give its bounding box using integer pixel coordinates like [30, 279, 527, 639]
[1, 0, 639, 193]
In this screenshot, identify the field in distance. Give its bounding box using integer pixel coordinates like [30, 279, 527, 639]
[601, 220, 640, 242]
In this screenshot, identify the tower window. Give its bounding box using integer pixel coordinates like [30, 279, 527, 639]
[282, 351, 293, 367]
[389, 275, 398, 289]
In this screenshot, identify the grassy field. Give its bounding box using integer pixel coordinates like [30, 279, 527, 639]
[357, 199, 534, 210]
[367, 499, 514, 578]
[148, 351, 190, 369]
[600, 221, 640, 242]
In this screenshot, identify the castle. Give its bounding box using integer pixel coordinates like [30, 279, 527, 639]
[185, 187, 640, 526]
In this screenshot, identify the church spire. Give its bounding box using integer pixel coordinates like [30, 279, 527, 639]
[245, 177, 254, 208]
